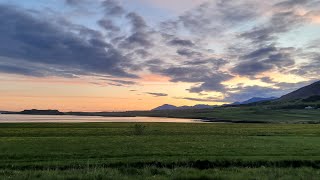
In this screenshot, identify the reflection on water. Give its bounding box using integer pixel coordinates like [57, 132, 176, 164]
[0, 114, 203, 123]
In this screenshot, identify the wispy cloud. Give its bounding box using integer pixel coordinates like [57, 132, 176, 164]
[145, 92, 168, 97]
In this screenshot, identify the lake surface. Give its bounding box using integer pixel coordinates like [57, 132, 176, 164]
[0, 114, 203, 123]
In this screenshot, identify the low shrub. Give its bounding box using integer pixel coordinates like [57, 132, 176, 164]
[132, 124, 146, 135]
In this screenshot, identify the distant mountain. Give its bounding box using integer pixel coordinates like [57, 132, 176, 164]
[232, 97, 278, 105]
[242, 97, 278, 104]
[152, 104, 178, 111]
[152, 104, 216, 111]
[279, 81, 320, 101]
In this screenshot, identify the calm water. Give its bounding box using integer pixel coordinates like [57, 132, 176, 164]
[0, 114, 203, 123]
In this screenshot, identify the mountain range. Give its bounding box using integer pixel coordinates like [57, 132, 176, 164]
[232, 97, 278, 105]
[153, 80, 320, 111]
[152, 97, 278, 111]
[152, 104, 217, 111]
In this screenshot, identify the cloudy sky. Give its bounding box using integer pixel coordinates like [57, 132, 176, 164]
[0, 0, 319, 111]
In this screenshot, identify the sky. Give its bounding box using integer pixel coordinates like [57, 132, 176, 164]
[0, 0, 319, 111]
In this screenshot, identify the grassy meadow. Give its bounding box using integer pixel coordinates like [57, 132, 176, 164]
[1, 122, 320, 179]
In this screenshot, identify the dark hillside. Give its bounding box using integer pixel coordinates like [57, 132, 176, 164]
[279, 81, 320, 101]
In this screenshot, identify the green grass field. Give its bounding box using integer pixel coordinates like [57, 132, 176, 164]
[1, 123, 320, 179]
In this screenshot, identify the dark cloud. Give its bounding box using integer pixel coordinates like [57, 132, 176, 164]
[0, 58, 79, 78]
[101, 0, 125, 16]
[96, 0, 126, 37]
[134, 49, 150, 58]
[232, 62, 273, 76]
[98, 19, 120, 32]
[126, 12, 147, 32]
[176, 97, 220, 102]
[242, 46, 277, 60]
[0, 63, 46, 77]
[265, 52, 295, 67]
[153, 58, 229, 84]
[100, 78, 137, 87]
[108, 83, 123, 87]
[64, 0, 93, 6]
[146, 59, 164, 65]
[106, 79, 137, 85]
[232, 46, 295, 76]
[184, 58, 228, 67]
[167, 1, 258, 36]
[146, 92, 168, 97]
[307, 38, 320, 50]
[0, 5, 137, 78]
[240, 28, 275, 44]
[274, 0, 310, 8]
[148, 54, 232, 93]
[176, 48, 201, 57]
[290, 53, 320, 78]
[65, 0, 85, 5]
[116, 12, 153, 49]
[64, 0, 96, 17]
[154, 67, 209, 83]
[260, 77, 275, 84]
[120, 32, 153, 49]
[124, 49, 151, 60]
[143, 59, 165, 70]
[270, 10, 306, 32]
[168, 38, 195, 47]
[188, 73, 233, 93]
[152, 66, 232, 93]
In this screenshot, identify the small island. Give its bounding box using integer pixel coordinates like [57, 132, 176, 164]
[20, 109, 64, 115]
